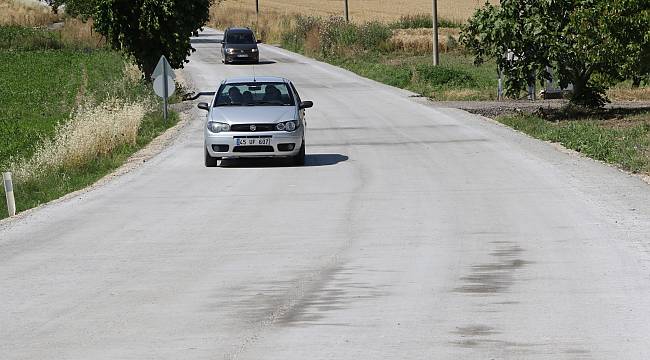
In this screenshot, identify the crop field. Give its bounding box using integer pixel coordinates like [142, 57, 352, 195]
[214, 0, 499, 23]
[0, 45, 126, 166]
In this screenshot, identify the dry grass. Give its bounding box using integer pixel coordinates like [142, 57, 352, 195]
[390, 27, 460, 53]
[213, 0, 497, 23]
[0, 0, 59, 27]
[210, 1, 291, 43]
[608, 86, 650, 102]
[11, 63, 153, 181]
[439, 88, 485, 100]
[59, 18, 105, 48]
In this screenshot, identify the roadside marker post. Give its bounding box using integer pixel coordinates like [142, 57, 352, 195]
[344, 0, 349, 22]
[152, 55, 176, 121]
[431, 0, 439, 66]
[497, 67, 503, 101]
[3, 172, 16, 217]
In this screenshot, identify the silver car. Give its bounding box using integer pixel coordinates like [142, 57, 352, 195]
[198, 76, 313, 167]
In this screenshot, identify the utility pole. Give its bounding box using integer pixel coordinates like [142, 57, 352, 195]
[344, 0, 349, 22]
[432, 0, 439, 65]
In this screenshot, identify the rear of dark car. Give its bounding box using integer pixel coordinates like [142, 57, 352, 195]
[221, 28, 260, 64]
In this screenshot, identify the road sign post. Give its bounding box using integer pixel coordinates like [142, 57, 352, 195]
[163, 65, 169, 120]
[3, 172, 16, 217]
[344, 0, 349, 22]
[152, 55, 176, 121]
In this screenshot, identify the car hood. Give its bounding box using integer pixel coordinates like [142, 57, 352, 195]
[210, 106, 297, 124]
[225, 44, 257, 50]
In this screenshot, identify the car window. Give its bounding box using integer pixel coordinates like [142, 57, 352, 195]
[290, 83, 302, 104]
[226, 32, 255, 44]
[214, 83, 295, 107]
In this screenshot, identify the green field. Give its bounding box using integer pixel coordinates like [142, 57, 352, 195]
[0, 25, 177, 219]
[0, 50, 127, 166]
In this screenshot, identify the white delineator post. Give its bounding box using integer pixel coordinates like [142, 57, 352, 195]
[3, 172, 16, 217]
[432, 0, 439, 66]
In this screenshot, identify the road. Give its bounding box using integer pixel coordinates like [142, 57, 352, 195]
[2, 29, 650, 359]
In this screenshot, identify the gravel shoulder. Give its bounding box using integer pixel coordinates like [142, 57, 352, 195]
[421, 98, 650, 118]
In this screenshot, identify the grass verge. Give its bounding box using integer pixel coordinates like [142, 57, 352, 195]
[326, 52, 496, 100]
[0, 23, 177, 220]
[498, 112, 650, 174]
[0, 111, 178, 218]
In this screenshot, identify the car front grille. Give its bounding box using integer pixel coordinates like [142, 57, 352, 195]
[233, 145, 274, 153]
[230, 124, 276, 132]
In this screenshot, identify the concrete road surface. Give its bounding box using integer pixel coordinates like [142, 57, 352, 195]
[2, 29, 650, 359]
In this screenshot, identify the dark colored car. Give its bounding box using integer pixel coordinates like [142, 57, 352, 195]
[221, 27, 261, 64]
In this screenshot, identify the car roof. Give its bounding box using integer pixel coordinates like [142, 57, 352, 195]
[226, 27, 253, 33]
[223, 76, 289, 84]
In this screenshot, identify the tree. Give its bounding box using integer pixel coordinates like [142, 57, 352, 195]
[461, 0, 650, 108]
[47, 0, 98, 20]
[94, 0, 213, 79]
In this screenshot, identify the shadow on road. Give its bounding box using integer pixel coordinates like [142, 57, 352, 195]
[219, 154, 348, 168]
[304, 154, 348, 167]
[224, 60, 277, 65]
[190, 38, 222, 44]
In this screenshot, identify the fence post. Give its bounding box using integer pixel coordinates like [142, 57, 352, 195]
[3, 172, 16, 217]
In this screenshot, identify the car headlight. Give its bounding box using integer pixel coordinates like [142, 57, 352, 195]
[276, 120, 298, 132]
[225, 48, 236, 54]
[207, 121, 230, 133]
[251, 48, 258, 53]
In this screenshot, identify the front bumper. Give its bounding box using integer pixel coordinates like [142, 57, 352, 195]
[205, 130, 303, 158]
[224, 53, 259, 63]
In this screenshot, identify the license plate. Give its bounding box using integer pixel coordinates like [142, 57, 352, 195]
[236, 54, 249, 58]
[236, 138, 271, 146]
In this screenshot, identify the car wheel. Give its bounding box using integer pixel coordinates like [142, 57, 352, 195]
[205, 148, 219, 167]
[293, 141, 305, 166]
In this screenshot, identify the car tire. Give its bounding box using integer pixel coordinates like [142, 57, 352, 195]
[293, 141, 305, 166]
[205, 148, 219, 167]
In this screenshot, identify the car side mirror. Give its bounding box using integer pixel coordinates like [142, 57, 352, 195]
[198, 102, 210, 111]
[256, 39, 262, 44]
[299, 101, 313, 109]
[220, 40, 225, 45]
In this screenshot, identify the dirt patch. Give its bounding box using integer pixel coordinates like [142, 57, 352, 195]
[422, 99, 650, 119]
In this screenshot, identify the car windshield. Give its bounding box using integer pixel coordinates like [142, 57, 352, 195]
[226, 32, 255, 44]
[214, 82, 295, 107]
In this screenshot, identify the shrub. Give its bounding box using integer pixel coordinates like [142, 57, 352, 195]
[359, 21, 392, 50]
[414, 64, 476, 87]
[317, 17, 392, 56]
[281, 15, 321, 52]
[390, 14, 461, 29]
[0, 26, 63, 50]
